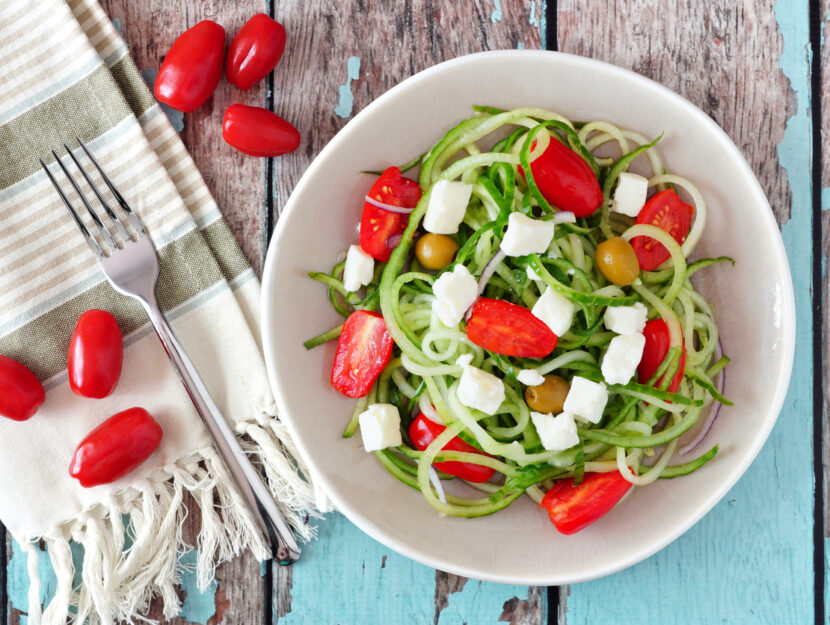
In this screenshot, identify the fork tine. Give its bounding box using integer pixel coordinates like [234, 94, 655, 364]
[51, 149, 118, 251]
[63, 144, 131, 242]
[76, 137, 147, 237]
[40, 159, 104, 259]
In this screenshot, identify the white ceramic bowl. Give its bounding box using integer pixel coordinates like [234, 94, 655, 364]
[261, 51, 795, 584]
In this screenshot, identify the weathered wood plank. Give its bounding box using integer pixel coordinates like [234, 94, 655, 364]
[558, 1, 814, 623]
[820, 0, 830, 612]
[268, 2, 544, 623]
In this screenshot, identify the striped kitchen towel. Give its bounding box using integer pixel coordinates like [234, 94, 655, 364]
[0, 0, 327, 623]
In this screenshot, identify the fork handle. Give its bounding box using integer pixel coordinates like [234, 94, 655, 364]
[142, 298, 301, 565]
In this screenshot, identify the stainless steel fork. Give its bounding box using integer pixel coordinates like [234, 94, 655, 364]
[41, 139, 301, 565]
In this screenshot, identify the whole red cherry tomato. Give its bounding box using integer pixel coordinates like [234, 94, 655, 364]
[359, 167, 422, 262]
[466, 298, 557, 358]
[637, 318, 686, 393]
[222, 104, 301, 157]
[68, 310, 123, 399]
[0, 355, 45, 421]
[541, 470, 633, 534]
[69, 407, 163, 488]
[520, 137, 603, 217]
[630, 189, 694, 271]
[227, 14, 287, 90]
[331, 311, 394, 398]
[409, 414, 495, 483]
[154, 21, 225, 113]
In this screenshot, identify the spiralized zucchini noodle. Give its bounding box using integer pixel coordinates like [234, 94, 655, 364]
[305, 105, 732, 521]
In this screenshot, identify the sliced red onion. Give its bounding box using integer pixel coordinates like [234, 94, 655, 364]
[680, 337, 726, 455]
[365, 195, 415, 214]
[387, 234, 403, 248]
[476, 249, 506, 296]
[551, 211, 577, 225]
[429, 466, 447, 504]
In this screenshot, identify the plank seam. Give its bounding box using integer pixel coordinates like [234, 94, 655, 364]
[809, 1, 825, 624]
[0, 527, 6, 625]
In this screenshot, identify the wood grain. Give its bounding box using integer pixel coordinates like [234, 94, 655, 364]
[821, 0, 830, 548]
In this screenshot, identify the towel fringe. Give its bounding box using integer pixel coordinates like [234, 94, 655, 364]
[21, 415, 320, 625]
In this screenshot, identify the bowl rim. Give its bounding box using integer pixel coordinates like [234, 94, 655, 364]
[261, 49, 796, 584]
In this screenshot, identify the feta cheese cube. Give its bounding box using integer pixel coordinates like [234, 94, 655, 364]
[612, 172, 649, 217]
[517, 369, 545, 386]
[500, 212, 555, 257]
[604, 302, 648, 335]
[423, 180, 473, 234]
[358, 403, 402, 451]
[455, 353, 474, 367]
[531, 411, 579, 451]
[457, 365, 505, 415]
[531, 287, 575, 336]
[563, 376, 608, 424]
[526, 265, 542, 281]
[343, 244, 374, 292]
[432, 264, 478, 327]
[601, 333, 646, 385]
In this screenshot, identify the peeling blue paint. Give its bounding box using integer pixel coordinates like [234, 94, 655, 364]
[111, 17, 123, 39]
[179, 550, 217, 624]
[334, 56, 361, 119]
[516, 42, 525, 50]
[490, 0, 502, 23]
[822, 185, 830, 210]
[529, 1, 538, 26]
[539, 1, 547, 50]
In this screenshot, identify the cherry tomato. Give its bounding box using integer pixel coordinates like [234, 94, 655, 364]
[69, 407, 163, 488]
[222, 104, 301, 157]
[630, 189, 694, 271]
[68, 310, 123, 399]
[466, 298, 557, 358]
[154, 21, 225, 113]
[227, 14, 286, 90]
[637, 318, 686, 393]
[331, 311, 394, 398]
[0, 355, 44, 421]
[541, 470, 633, 534]
[520, 137, 603, 217]
[359, 167, 422, 262]
[409, 414, 495, 483]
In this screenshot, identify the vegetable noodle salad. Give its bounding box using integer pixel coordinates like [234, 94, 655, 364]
[305, 105, 732, 534]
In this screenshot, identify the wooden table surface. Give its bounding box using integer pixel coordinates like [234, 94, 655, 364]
[3, 1, 825, 624]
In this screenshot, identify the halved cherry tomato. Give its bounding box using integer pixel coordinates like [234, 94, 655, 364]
[222, 104, 301, 157]
[331, 311, 394, 397]
[68, 310, 123, 399]
[466, 298, 557, 358]
[227, 14, 287, 90]
[359, 167, 422, 262]
[0, 355, 44, 421]
[541, 470, 633, 534]
[69, 407, 163, 488]
[637, 318, 686, 393]
[520, 137, 603, 217]
[630, 189, 694, 271]
[154, 21, 225, 113]
[409, 414, 495, 483]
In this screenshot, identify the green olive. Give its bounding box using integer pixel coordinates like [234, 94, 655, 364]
[595, 236, 640, 286]
[415, 233, 459, 270]
[525, 375, 570, 414]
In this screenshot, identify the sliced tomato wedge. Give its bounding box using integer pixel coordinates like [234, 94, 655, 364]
[630, 189, 694, 271]
[541, 470, 633, 534]
[359, 167, 422, 262]
[465, 298, 557, 358]
[409, 414, 496, 483]
[519, 137, 603, 217]
[637, 318, 686, 393]
[331, 311, 394, 397]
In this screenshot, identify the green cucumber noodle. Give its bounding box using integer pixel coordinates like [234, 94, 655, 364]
[306, 105, 732, 521]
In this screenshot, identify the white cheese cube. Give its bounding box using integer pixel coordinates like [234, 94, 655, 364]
[531, 287, 575, 336]
[432, 264, 478, 327]
[457, 365, 505, 415]
[612, 172, 649, 217]
[455, 353, 473, 367]
[517, 369, 545, 386]
[343, 245, 374, 292]
[601, 333, 646, 385]
[604, 302, 648, 335]
[526, 265, 542, 281]
[563, 376, 608, 424]
[358, 403, 402, 451]
[500, 212, 555, 257]
[423, 180, 473, 234]
[531, 411, 579, 451]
